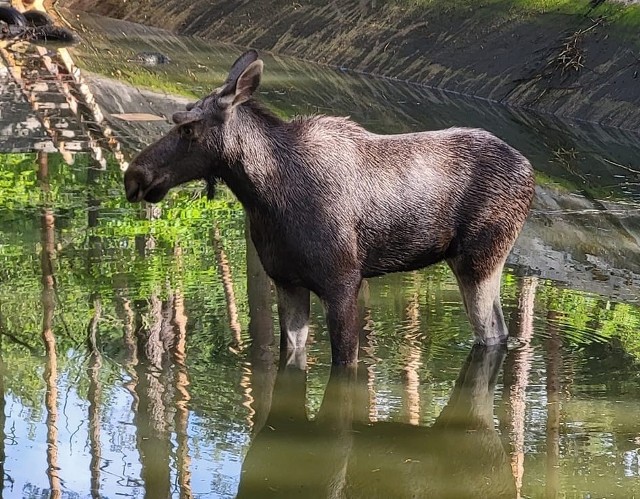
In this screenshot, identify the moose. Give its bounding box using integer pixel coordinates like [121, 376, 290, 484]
[124, 50, 535, 365]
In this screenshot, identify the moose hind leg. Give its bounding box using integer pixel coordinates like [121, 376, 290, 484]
[449, 260, 509, 346]
[276, 284, 310, 357]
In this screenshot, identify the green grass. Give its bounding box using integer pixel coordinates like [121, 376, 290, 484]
[75, 57, 202, 98]
[534, 170, 577, 192]
[393, 0, 640, 27]
[596, 1, 640, 27]
[393, 0, 591, 12]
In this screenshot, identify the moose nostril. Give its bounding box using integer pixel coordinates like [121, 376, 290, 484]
[124, 168, 145, 202]
[125, 178, 141, 202]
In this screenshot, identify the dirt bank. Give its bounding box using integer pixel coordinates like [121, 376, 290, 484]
[56, 0, 640, 130]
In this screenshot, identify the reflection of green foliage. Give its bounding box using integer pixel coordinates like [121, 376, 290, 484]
[0, 143, 639, 499]
[1, 147, 640, 496]
[0, 150, 639, 390]
[0, 157, 39, 207]
[601, 303, 640, 359]
[538, 281, 640, 359]
[0, 151, 250, 412]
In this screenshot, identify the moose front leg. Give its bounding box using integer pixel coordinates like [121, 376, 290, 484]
[276, 284, 310, 363]
[324, 279, 362, 366]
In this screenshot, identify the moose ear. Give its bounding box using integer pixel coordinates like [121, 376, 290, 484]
[232, 60, 263, 106]
[214, 49, 259, 99]
[225, 50, 259, 86]
[219, 59, 263, 108]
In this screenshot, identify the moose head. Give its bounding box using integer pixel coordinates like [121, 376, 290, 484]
[124, 50, 265, 204]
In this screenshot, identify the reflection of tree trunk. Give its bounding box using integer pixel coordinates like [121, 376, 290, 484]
[502, 276, 538, 499]
[116, 292, 140, 421]
[135, 377, 171, 498]
[86, 154, 103, 497]
[359, 280, 378, 423]
[115, 291, 145, 496]
[87, 294, 102, 499]
[87, 163, 102, 266]
[119, 296, 138, 369]
[134, 288, 190, 499]
[170, 254, 193, 499]
[246, 218, 273, 348]
[402, 286, 422, 426]
[140, 295, 167, 370]
[213, 225, 242, 350]
[43, 323, 61, 499]
[545, 309, 562, 499]
[135, 204, 162, 256]
[134, 294, 171, 499]
[39, 151, 61, 498]
[245, 218, 276, 434]
[37, 150, 49, 187]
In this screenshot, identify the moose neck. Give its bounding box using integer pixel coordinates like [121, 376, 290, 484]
[219, 102, 286, 212]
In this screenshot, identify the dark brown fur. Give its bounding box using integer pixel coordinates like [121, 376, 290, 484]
[124, 50, 535, 365]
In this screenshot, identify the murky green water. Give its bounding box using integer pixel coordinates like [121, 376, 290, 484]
[0, 8, 640, 499]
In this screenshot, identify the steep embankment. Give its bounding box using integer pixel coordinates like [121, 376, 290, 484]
[56, 0, 640, 129]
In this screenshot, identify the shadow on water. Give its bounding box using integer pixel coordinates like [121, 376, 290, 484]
[0, 6, 640, 499]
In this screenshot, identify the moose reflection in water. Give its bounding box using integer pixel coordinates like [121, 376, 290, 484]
[237, 344, 514, 499]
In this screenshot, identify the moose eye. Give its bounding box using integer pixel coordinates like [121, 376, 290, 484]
[180, 125, 194, 139]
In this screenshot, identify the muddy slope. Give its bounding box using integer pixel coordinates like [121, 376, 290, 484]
[57, 0, 640, 129]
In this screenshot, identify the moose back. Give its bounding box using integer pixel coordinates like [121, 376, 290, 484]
[124, 50, 535, 365]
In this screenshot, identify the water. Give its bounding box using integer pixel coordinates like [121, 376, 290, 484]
[0, 8, 640, 499]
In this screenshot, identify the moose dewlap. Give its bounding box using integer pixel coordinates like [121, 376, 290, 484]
[124, 50, 535, 365]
